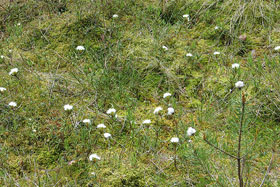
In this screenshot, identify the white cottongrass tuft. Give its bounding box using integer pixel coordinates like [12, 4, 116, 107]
[274, 46, 280, 51]
[64, 104, 73, 111]
[104, 133, 111, 138]
[8, 102, 17, 107]
[186, 53, 193, 57]
[0, 55, 4, 59]
[9, 68, 18, 75]
[91, 172, 96, 175]
[76, 46, 85, 51]
[235, 81, 244, 88]
[183, 14, 190, 21]
[0, 87, 7, 92]
[188, 140, 192, 143]
[83, 119, 91, 124]
[89, 154, 101, 161]
[215, 26, 219, 30]
[106, 108, 116, 115]
[170, 137, 179, 143]
[142, 119, 151, 124]
[97, 124, 106, 128]
[232, 63, 240, 69]
[112, 14, 118, 18]
[187, 127, 196, 136]
[162, 46, 168, 51]
[153, 106, 163, 114]
[213, 51, 220, 55]
[167, 107, 175, 115]
[17, 23, 21, 26]
[163, 92, 172, 98]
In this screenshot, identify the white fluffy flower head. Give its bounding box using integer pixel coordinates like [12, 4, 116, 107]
[142, 119, 151, 124]
[213, 51, 220, 55]
[9, 68, 18, 76]
[76, 46, 85, 51]
[186, 53, 193, 57]
[112, 14, 118, 18]
[0, 55, 4, 59]
[235, 81, 244, 88]
[104, 133, 111, 138]
[162, 46, 168, 51]
[83, 119, 91, 124]
[170, 137, 179, 143]
[89, 154, 101, 161]
[106, 108, 116, 115]
[167, 107, 175, 115]
[9, 102, 17, 107]
[0, 87, 7, 92]
[64, 104, 73, 111]
[232, 63, 240, 69]
[274, 46, 280, 51]
[187, 127, 196, 136]
[97, 124, 106, 128]
[215, 26, 219, 30]
[153, 106, 163, 114]
[163, 92, 172, 98]
[183, 14, 190, 21]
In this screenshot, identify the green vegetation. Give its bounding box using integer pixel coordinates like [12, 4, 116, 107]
[0, 0, 279, 186]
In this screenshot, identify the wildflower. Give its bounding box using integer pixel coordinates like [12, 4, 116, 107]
[8, 102, 17, 107]
[32, 129, 37, 133]
[142, 119, 151, 124]
[162, 45, 168, 51]
[89, 154, 101, 161]
[235, 81, 244, 88]
[167, 107, 175, 115]
[274, 46, 280, 51]
[188, 140, 192, 143]
[215, 26, 219, 30]
[104, 133, 111, 138]
[163, 92, 171, 98]
[153, 106, 163, 114]
[64, 104, 73, 111]
[9, 68, 18, 75]
[76, 46, 85, 51]
[186, 53, 193, 57]
[112, 14, 118, 18]
[97, 124, 106, 128]
[0, 87, 7, 92]
[106, 108, 116, 115]
[213, 51, 220, 55]
[170, 137, 179, 143]
[9, 50, 12, 53]
[0, 55, 4, 59]
[232, 63, 240, 69]
[187, 127, 196, 136]
[91, 172, 96, 175]
[17, 23, 21, 26]
[83, 119, 91, 124]
[183, 14, 190, 21]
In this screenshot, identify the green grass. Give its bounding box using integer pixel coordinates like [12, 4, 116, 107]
[0, 0, 280, 186]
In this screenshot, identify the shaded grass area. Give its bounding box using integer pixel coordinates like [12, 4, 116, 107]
[0, 0, 280, 186]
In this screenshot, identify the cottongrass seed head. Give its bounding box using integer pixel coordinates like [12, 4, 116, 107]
[162, 46, 168, 51]
[89, 154, 101, 161]
[186, 53, 193, 57]
[187, 127, 196, 136]
[0, 87, 7, 92]
[9, 102, 17, 107]
[167, 107, 175, 115]
[104, 133, 111, 138]
[154, 106, 163, 114]
[213, 51, 220, 55]
[97, 124, 106, 128]
[112, 14, 118, 18]
[76, 46, 85, 51]
[83, 119, 91, 124]
[9, 68, 18, 76]
[232, 63, 240, 69]
[170, 137, 179, 143]
[274, 46, 280, 51]
[142, 119, 151, 124]
[163, 92, 172, 98]
[106, 108, 116, 115]
[64, 104, 73, 111]
[235, 81, 244, 88]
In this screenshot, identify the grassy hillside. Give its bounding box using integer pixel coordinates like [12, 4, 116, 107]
[0, 0, 280, 186]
